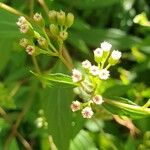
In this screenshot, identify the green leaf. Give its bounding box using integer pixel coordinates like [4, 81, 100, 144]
[69, 28, 141, 50]
[31, 72, 76, 87]
[0, 83, 15, 109]
[70, 130, 97, 150]
[103, 98, 150, 119]
[63, 0, 119, 10]
[41, 61, 83, 150]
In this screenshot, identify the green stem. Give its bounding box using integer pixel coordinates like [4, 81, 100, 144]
[31, 56, 41, 75]
[42, 29, 58, 53]
[105, 99, 150, 115]
[142, 99, 150, 109]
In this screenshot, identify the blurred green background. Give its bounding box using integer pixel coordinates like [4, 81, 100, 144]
[0, 0, 150, 149]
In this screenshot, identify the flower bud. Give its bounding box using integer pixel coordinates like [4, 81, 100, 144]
[48, 10, 57, 24]
[73, 87, 81, 95]
[37, 37, 48, 49]
[57, 11, 66, 26]
[66, 13, 74, 28]
[16, 16, 27, 27]
[19, 38, 29, 48]
[33, 13, 45, 27]
[49, 24, 59, 36]
[92, 95, 103, 105]
[26, 45, 35, 55]
[59, 31, 68, 40]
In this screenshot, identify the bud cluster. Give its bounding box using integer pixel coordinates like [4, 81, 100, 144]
[48, 10, 74, 41]
[71, 41, 122, 118]
[17, 10, 74, 56]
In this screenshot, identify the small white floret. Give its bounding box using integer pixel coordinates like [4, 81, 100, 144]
[101, 41, 112, 51]
[90, 65, 99, 76]
[111, 50, 121, 60]
[72, 69, 82, 82]
[94, 48, 103, 57]
[99, 69, 110, 80]
[82, 60, 91, 69]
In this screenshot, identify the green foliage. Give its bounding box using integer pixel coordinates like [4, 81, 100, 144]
[0, 0, 150, 150]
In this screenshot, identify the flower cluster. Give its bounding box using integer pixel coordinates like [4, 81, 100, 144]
[71, 41, 122, 118]
[16, 10, 74, 56]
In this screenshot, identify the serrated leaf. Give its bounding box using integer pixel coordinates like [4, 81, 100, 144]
[103, 98, 150, 119]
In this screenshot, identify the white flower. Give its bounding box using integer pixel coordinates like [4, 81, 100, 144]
[26, 45, 35, 55]
[94, 48, 103, 57]
[99, 69, 110, 80]
[90, 65, 99, 76]
[82, 60, 91, 69]
[19, 38, 28, 47]
[111, 50, 121, 60]
[16, 16, 26, 26]
[92, 95, 103, 105]
[100, 41, 112, 51]
[20, 24, 29, 33]
[72, 69, 82, 82]
[33, 13, 42, 22]
[71, 101, 81, 112]
[81, 107, 94, 118]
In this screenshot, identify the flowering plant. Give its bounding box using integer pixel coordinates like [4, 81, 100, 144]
[0, 1, 150, 150]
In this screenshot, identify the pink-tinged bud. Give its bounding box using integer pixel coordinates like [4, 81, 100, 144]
[33, 13, 42, 22]
[90, 65, 99, 76]
[99, 69, 110, 80]
[81, 107, 94, 118]
[71, 101, 81, 112]
[92, 95, 103, 105]
[82, 60, 91, 69]
[20, 23, 29, 33]
[26, 45, 35, 55]
[72, 69, 82, 83]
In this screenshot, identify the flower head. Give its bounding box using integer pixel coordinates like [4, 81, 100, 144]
[26, 45, 35, 55]
[92, 95, 103, 105]
[90, 65, 99, 76]
[81, 107, 94, 118]
[111, 50, 121, 60]
[33, 13, 42, 22]
[94, 48, 103, 57]
[99, 69, 110, 80]
[72, 69, 82, 82]
[101, 41, 112, 51]
[82, 60, 91, 69]
[71, 101, 81, 112]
